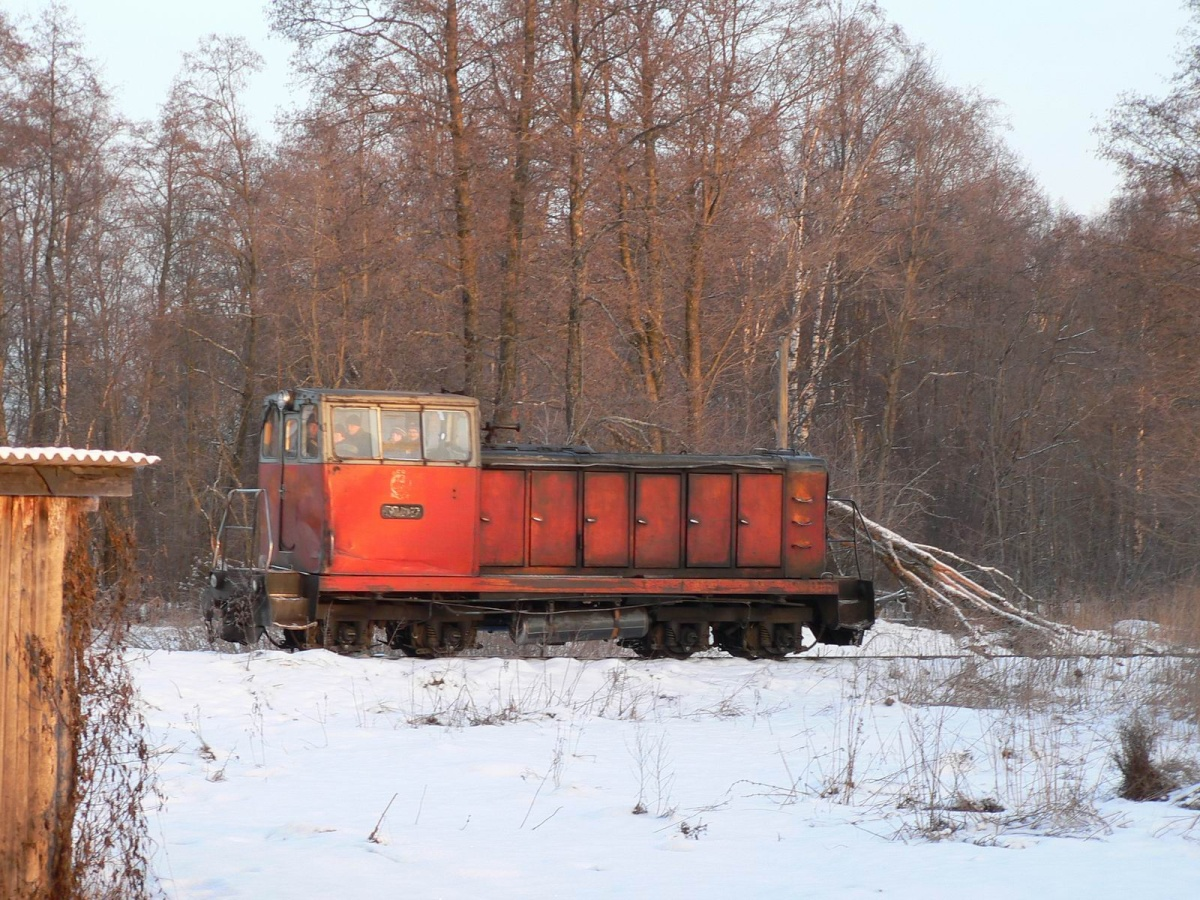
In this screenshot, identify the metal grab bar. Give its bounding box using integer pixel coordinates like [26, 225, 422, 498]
[212, 488, 275, 573]
[826, 497, 875, 581]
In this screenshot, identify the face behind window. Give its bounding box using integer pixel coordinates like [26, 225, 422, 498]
[382, 411, 422, 460]
[301, 407, 320, 459]
[331, 407, 376, 459]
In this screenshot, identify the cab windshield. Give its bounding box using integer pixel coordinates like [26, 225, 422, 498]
[328, 405, 475, 463]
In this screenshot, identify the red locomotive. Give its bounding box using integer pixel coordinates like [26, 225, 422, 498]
[205, 388, 874, 659]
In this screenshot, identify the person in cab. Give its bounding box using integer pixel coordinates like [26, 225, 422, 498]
[383, 416, 421, 460]
[338, 413, 373, 458]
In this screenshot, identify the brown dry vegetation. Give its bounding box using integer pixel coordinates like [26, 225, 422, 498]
[1050, 585, 1200, 650]
[63, 510, 157, 899]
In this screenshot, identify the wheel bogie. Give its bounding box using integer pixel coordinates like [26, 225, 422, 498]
[260, 596, 842, 660]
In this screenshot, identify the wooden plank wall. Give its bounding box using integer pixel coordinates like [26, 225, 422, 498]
[0, 496, 78, 899]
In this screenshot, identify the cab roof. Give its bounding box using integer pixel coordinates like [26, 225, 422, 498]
[265, 389, 479, 411]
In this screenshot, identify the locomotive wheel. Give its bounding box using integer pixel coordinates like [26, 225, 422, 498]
[331, 619, 371, 653]
[314, 619, 369, 654]
[399, 621, 479, 657]
[627, 624, 702, 660]
[441, 622, 465, 652]
[658, 624, 698, 659]
[713, 622, 795, 661]
[407, 622, 439, 657]
[752, 623, 790, 661]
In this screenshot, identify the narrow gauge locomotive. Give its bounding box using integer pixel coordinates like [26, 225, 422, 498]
[204, 388, 874, 659]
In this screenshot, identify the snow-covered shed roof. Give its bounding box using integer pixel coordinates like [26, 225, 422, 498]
[0, 447, 159, 497]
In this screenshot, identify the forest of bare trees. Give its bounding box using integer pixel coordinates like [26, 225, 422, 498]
[2, 0, 1198, 605]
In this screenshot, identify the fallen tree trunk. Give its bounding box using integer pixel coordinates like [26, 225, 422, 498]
[829, 500, 1123, 651]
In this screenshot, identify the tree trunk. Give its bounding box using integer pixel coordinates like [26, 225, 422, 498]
[564, 0, 586, 442]
[445, 0, 483, 397]
[495, 0, 538, 436]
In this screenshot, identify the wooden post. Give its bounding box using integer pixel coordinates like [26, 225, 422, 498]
[0, 448, 157, 899]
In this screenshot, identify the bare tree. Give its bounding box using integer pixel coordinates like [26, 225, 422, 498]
[273, 0, 490, 396]
[490, 0, 541, 435]
[774, 4, 919, 448]
[0, 7, 123, 446]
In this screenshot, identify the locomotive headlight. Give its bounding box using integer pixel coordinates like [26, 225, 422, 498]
[265, 389, 295, 410]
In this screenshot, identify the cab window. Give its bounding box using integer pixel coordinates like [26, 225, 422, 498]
[300, 406, 320, 460]
[283, 416, 300, 460]
[331, 407, 377, 459]
[382, 410, 422, 460]
[422, 409, 473, 462]
[260, 407, 282, 460]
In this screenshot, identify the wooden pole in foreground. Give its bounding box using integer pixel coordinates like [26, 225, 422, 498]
[0, 448, 157, 900]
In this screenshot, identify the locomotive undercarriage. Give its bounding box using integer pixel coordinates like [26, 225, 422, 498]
[206, 577, 868, 660]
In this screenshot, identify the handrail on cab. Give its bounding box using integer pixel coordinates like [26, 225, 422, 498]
[825, 497, 875, 582]
[212, 488, 274, 574]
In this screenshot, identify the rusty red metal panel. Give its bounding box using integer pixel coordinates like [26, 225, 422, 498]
[279, 461, 326, 571]
[784, 467, 827, 577]
[686, 473, 733, 567]
[634, 473, 681, 568]
[529, 470, 579, 566]
[326, 464, 480, 575]
[583, 471, 630, 567]
[736, 473, 783, 568]
[480, 469, 527, 566]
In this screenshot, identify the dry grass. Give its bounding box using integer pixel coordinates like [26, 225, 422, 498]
[125, 600, 213, 651]
[1042, 586, 1200, 725]
[1050, 583, 1200, 650]
[884, 655, 1099, 713]
[1113, 718, 1178, 801]
[67, 510, 158, 900]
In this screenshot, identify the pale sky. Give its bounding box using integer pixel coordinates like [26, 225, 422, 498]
[6, 0, 1193, 216]
[879, 0, 1191, 215]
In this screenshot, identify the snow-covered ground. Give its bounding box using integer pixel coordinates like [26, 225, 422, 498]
[132, 623, 1200, 898]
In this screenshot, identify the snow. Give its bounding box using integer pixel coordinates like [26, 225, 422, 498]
[0, 447, 159, 466]
[131, 622, 1200, 898]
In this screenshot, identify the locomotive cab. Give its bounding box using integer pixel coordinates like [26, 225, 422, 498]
[257, 389, 481, 580]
